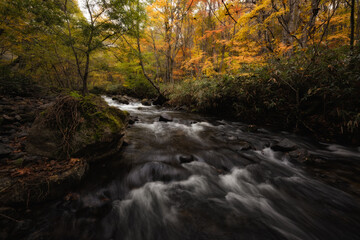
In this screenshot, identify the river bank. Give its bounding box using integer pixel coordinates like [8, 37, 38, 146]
[0, 93, 134, 200]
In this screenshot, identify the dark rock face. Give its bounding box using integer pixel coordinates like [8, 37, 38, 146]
[271, 138, 298, 152]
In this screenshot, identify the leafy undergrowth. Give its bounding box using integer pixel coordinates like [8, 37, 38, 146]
[90, 76, 158, 100]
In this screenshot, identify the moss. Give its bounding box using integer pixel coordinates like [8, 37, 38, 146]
[70, 94, 128, 143]
[10, 158, 24, 166]
[28, 93, 128, 159]
[69, 91, 82, 99]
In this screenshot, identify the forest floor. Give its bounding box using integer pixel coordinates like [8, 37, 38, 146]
[0, 95, 88, 206]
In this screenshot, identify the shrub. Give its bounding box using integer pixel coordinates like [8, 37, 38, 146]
[167, 47, 360, 143]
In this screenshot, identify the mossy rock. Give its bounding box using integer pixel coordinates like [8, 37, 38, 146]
[26, 93, 128, 161]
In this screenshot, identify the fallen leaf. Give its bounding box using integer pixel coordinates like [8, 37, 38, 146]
[69, 158, 80, 164]
[12, 168, 31, 177]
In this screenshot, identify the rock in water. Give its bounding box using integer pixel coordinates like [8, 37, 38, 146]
[271, 138, 298, 152]
[112, 96, 129, 104]
[159, 114, 172, 122]
[153, 95, 167, 105]
[26, 94, 128, 161]
[141, 99, 152, 106]
[179, 155, 195, 164]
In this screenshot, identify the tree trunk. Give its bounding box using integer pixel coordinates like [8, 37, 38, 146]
[219, 45, 225, 72]
[301, 0, 321, 47]
[350, 0, 355, 50]
[356, 0, 360, 44]
[82, 53, 90, 95]
[136, 34, 164, 98]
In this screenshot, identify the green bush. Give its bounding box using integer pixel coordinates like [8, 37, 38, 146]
[90, 76, 158, 99]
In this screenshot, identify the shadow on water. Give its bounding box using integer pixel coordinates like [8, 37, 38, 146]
[24, 96, 360, 240]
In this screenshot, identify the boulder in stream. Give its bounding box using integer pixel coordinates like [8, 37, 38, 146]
[179, 155, 195, 164]
[159, 114, 172, 122]
[26, 93, 129, 161]
[141, 98, 152, 106]
[112, 95, 130, 104]
[271, 138, 298, 152]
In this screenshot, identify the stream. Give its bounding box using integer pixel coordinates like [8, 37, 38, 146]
[25, 96, 360, 240]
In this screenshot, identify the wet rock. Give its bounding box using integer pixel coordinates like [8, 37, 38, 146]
[227, 136, 237, 141]
[237, 141, 252, 151]
[128, 116, 139, 125]
[303, 156, 326, 166]
[179, 155, 195, 164]
[287, 149, 309, 163]
[0, 144, 12, 157]
[141, 99, 152, 106]
[159, 114, 172, 122]
[75, 202, 112, 219]
[247, 124, 258, 132]
[112, 96, 129, 104]
[271, 138, 298, 152]
[175, 106, 189, 111]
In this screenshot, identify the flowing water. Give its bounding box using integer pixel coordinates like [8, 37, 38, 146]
[27, 97, 360, 240]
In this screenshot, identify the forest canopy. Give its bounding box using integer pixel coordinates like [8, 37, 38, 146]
[1, 0, 359, 141]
